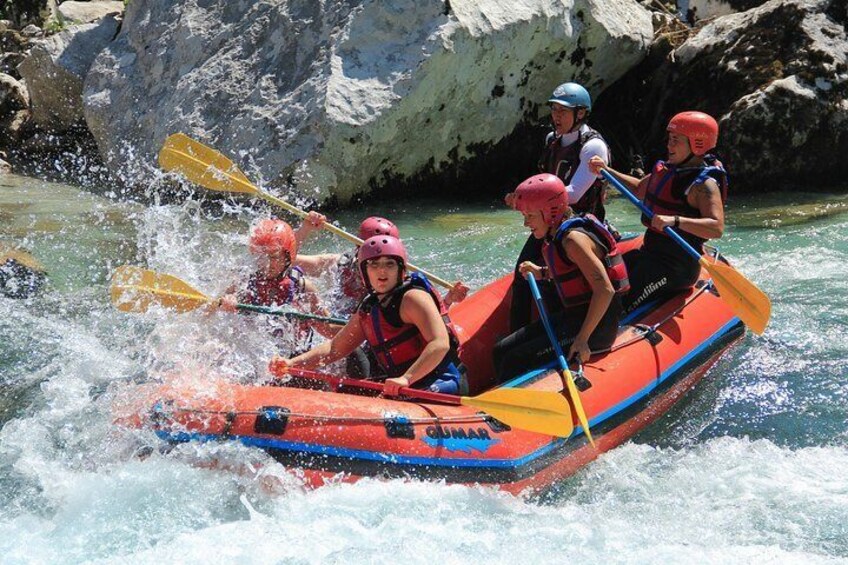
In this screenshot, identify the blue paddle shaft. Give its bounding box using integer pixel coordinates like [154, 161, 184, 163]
[600, 169, 702, 262]
[526, 275, 571, 372]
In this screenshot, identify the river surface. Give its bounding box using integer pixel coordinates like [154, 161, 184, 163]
[1, 173, 847, 563]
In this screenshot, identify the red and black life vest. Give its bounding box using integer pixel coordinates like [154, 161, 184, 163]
[242, 266, 305, 307]
[642, 156, 729, 248]
[542, 214, 630, 308]
[358, 273, 460, 378]
[337, 251, 364, 301]
[538, 125, 610, 221]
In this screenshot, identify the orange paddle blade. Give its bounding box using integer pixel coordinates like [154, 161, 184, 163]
[701, 257, 771, 335]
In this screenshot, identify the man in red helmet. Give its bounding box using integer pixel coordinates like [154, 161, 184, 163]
[216, 218, 329, 337]
[589, 111, 728, 313]
[503, 82, 613, 332]
[270, 235, 465, 396]
[493, 174, 627, 383]
[293, 212, 469, 315]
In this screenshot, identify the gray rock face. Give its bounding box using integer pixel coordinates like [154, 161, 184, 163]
[595, 0, 846, 191]
[83, 0, 652, 201]
[679, 0, 847, 188]
[17, 15, 120, 131]
[58, 1, 124, 23]
[0, 73, 29, 112]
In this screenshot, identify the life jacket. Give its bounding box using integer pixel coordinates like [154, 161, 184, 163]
[538, 124, 610, 221]
[642, 155, 729, 248]
[242, 266, 305, 307]
[357, 272, 460, 378]
[542, 214, 630, 308]
[337, 251, 364, 301]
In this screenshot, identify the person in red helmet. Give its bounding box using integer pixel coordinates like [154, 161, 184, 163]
[503, 82, 613, 333]
[493, 173, 628, 383]
[589, 111, 727, 313]
[270, 235, 465, 396]
[293, 212, 468, 314]
[217, 218, 328, 335]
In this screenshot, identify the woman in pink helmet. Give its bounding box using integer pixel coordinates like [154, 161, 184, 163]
[270, 235, 464, 396]
[588, 111, 727, 313]
[493, 174, 627, 384]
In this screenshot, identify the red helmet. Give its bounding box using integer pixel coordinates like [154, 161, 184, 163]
[357, 235, 408, 287]
[667, 111, 719, 156]
[249, 219, 297, 259]
[358, 216, 399, 240]
[513, 173, 568, 227]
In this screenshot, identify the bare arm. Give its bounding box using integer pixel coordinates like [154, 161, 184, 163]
[294, 253, 343, 277]
[587, 156, 650, 199]
[396, 289, 451, 386]
[650, 178, 725, 239]
[286, 316, 365, 369]
[563, 232, 615, 361]
[293, 211, 326, 246]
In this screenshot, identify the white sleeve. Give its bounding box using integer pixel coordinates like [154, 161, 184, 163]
[565, 138, 610, 204]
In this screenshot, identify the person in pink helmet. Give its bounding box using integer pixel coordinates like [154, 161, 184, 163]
[270, 235, 465, 395]
[588, 111, 727, 313]
[493, 174, 627, 384]
[294, 212, 468, 315]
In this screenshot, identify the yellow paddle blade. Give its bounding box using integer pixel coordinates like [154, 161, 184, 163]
[701, 257, 771, 335]
[559, 368, 595, 447]
[110, 266, 212, 313]
[158, 133, 258, 196]
[461, 388, 574, 438]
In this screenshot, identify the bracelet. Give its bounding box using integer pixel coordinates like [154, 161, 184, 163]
[673, 215, 680, 229]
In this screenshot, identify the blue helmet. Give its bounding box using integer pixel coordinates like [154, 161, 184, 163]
[548, 82, 592, 111]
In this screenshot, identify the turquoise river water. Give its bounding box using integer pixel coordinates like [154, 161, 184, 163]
[1, 173, 847, 563]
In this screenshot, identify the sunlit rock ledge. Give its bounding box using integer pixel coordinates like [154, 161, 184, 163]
[82, 0, 652, 203]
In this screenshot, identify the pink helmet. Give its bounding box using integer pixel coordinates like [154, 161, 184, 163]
[358, 216, 399, 240]
[667, 111, 719, 156]
[249, 218, 297, 259]
[513, 173, 568, 227]
[357, 235, 408, 288]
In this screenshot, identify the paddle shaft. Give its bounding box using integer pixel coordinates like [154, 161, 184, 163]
[289, 368, 461, 405]
[526, 275, 595, 446]
[236, 303, 347, 325]
[600, 169, 702, 262]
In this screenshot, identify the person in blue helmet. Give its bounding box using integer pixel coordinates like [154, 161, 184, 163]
[504, 82, 613, 332]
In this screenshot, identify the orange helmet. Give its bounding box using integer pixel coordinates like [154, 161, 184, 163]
[667, 111, 719, 156]
[249, 219, 297, 259]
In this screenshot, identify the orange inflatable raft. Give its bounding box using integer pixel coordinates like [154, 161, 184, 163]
[116, 238, 744, 495]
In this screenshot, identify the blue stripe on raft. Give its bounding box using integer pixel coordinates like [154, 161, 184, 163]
[156, 318, 741, 470]
[574, 317, 742, 435]
[155, 429, 566, 470]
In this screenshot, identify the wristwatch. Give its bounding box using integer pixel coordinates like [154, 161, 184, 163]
[673, 215, 680, 228]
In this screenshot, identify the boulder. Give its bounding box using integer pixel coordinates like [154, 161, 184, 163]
[17, 14, 120, 131]
[594, 0, 847, 191]
[0, 73, 29, 111]
[57, 1, 124, 23]
[83, 0, 652, 202]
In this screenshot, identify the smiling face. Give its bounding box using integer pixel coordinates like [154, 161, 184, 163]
[666, 132, 693, 165]
[365, 257, 402, 294]
[522, 210, 551, 240]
